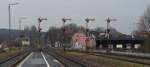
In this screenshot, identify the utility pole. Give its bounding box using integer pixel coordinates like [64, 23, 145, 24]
[106, 17, 116, 52]
[85, 18, 95, 50]
[8, 3, 19, 46]
[61, 18, 71, 50]
[38, 17, 47, 47]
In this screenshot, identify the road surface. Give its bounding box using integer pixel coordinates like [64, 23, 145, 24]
[17, 52, 64, 67]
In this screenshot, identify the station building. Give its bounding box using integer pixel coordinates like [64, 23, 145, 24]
[71, 31, 96, 49]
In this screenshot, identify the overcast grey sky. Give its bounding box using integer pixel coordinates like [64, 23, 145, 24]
[0, 0, 150, 34]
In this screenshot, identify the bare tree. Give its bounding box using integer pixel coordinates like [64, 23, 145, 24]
[46, 23, 80, 47]
[30, 26, 38, 46]
[138, 6, 150, 32]
[136, 6, 150, 51]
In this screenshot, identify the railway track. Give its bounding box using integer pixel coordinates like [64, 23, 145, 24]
[46, 49, 95, 67]
[86, 51, 150, 66]
[0, 51, 30, 67]
[63, 48, 150, 66]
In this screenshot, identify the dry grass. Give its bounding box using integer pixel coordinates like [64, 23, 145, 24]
[0, 47, 23, 60]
